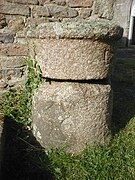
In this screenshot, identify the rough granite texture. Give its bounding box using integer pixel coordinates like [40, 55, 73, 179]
[22, 22, 123, 41]
[34, 39, 113, 80]
[94, 0, 114, 20]
[32, 82, 112, 153]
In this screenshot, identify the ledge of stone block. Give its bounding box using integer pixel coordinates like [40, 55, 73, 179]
[18, 21, 123, 42]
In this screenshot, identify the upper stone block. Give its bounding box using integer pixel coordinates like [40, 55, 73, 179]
[27, 21, 123, 41]
[28, 22, 123, 80]
[34, 39, 113, 80]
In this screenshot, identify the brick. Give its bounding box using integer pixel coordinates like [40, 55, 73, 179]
[0, 33, 14, 43]
[0, 14, 7, 29]
[38, 0, 51, 5]
[5, 0, 38, 5]
[32, 5, 78, 18]
[94, 0, 114, 20]
[1, 67, 25, 79]
[26, 17, 47, 27]
[0, 44, 28, 56]
[0, 56, 26, 68]
[78, 8, 92, 18]
[0, 4, 30, 16]
[32, 5, 50, 17]
[67, 0, 93, 7]
[52, 0, 66, 5]
[39, 0, 66, 6]
[8, 17, 25, 32]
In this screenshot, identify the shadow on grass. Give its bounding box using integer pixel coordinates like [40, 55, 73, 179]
[1, 117, 55, 180]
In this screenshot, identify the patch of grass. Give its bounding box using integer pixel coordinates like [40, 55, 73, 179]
[46, 118, 135, 180]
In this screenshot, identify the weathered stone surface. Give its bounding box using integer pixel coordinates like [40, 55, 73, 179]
[39, 0, 66, 6]
[26, 17, 48, 28]
[32, 5, 78, 18]
[34, 39, 113, 80]
[32, 82, 112, 153]
[78, 8, 92, 19]
[0, 4, 30, 16]
[0, 14, 7, 29]
[0, 80, 7, 89]
[5, 0, 38, 5]
[19, 22, 123, 43]
[38, 0, 50, 4]
[0, 56, 26, 68]
[0, 44, 28, 56]
[67, 0, 93, 7]
[8, 17, 25, 32]
[0, 33, 14, 43]
[1, 67, 25, 80]
[94, 0, 114, 20]
[113, 0, 132, 47]
[29, 22, 123, 41]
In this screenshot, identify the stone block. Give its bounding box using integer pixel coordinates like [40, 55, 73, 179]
[34, 39, 113, 80]
[1, 67, 25, 80]
[39, 0, 66, 6]
[32, 5, 78, 18]
[78, 8, 92, 19]
[32, 82, 112, 153]
[34, 22, 123, 40]
[8, 17, 25, 32]
[0, 14, 7, 29]
[0, 56, 26, 68]
[67, 0, 93, 7]
[26, 17, 47, 28]
[94, 0, 114, 20]
[0, 33, 14, 43]
[0, 44, 28, 56]
[0, 3, 30, 16]
[17, 21, 123, 40]
[5, 0, 38, 5]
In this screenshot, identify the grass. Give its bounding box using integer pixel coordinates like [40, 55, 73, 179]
[46, 117, 135, 180]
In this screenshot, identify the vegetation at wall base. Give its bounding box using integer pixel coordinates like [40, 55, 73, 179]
[1, 53, 42, 126]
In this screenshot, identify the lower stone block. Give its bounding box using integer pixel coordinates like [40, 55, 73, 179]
[32, 82, 112, 153]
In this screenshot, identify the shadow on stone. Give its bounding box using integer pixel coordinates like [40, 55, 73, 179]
[1, 117, 55, 180]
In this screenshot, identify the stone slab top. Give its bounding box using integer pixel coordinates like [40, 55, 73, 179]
[18, 21, 123, 42]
